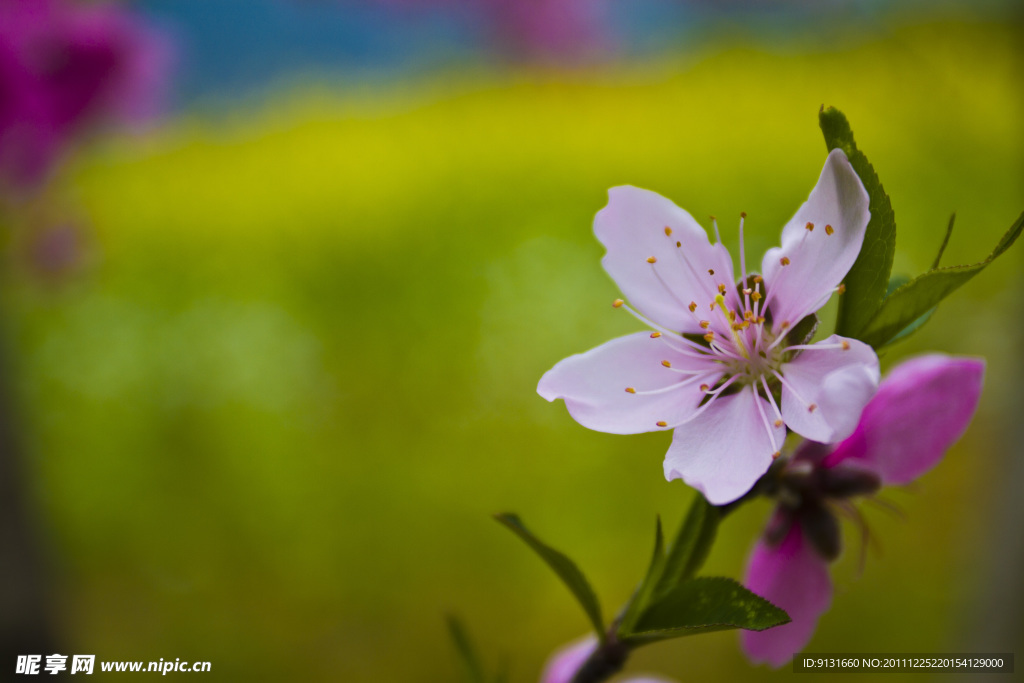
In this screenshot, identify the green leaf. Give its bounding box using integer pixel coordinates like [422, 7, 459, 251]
[880, 275, 934, 344]
[617, 496, 720, 638]
[494, 513, 605, 641]
[627, 577, 790, 641]
[819, 106, 897, 339]
[446, 615, 486, 683]
[858, 210, 1024, 348]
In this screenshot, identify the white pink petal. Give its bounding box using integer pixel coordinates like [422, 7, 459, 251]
[778, 335, 880, 443]
[663, 386, 785, 504]
[538, 332, 723, 435]
[760, 149, 871, 327]
[595, 185, 738, 334]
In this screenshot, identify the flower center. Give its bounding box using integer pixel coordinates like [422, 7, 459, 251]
[614, 212, 853, 454]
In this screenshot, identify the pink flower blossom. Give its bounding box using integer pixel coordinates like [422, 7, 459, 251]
[742, 354, 985, 667]
[0, 0, 171, 189]
[538, 149, 878, 504]
[540, 636, 676, 683]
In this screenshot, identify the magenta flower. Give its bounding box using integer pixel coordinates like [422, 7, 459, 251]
[538, 150, 878, 504]
[540, 636, 676, 683]
[742, 354, 986, 667]
[0, 0, 170, 189]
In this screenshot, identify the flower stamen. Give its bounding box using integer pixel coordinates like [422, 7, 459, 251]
[663, 374, 743, 428]
[614, 300, 709, 357]
[760, 375, 785, 426]
[783, 341, 851, 353]
[628, 371, 721, 397]
[752, 386, 781, 455]
[771, 369, 817, 413]
[710, 215, 721, 243]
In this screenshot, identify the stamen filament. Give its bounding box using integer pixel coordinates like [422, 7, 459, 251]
[648, 260, 703, 313]
[783, 341, 851, 353]
[614, 301, 713, 359]
[752, 386, 780, 455]
[629, 372, 719, 396]
[771, 369, 816, 412]
[664, 374, 741, 428]
[760, 375, 784, 425]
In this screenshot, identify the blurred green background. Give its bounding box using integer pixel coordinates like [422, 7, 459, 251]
[4, 7, 1023, 682]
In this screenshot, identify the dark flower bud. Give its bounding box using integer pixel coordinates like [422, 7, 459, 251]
[799, 500, 842, 561]
[816, 462, 882, 498]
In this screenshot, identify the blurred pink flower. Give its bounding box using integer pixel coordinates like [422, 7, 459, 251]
[370, 0, 611, 62]
[539, 149, 877, 504]
[540, 635, 676, 683]
[0, 0, 171, 189]
[742, 354, 985, 667]
[481, 0, 611, 62]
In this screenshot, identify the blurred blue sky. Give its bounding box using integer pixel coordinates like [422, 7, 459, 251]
[137, 0, 1017, 107]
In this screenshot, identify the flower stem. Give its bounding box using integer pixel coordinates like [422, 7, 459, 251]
[567, 465, 788, 683]
[568, 633, 629, 683]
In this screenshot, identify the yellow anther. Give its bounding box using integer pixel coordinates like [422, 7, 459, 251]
[650, 332, 662, 338]
[837, 283, 846, 294]
[741, 321, 750, 329]
[709, 215, 716, 221]
[753, 275, 763, 283]
[756, 316, 765, 324]
[825, 224, 834, 235]
[780, 256, 791, 266]
[841, 340, 851, 350]
[699, 383, 710, 392]
[676, 241, 681, 247]
[718, 283, 727, 295]
[664, 226, 673, 236]
[688, 301, 697, 312]
[613, 298, 624, 308]
[744, 310, 754, 320]
[647, 256, 657, 264]
[728, 310, 736, 322]
[703, 332, 715, 343]
[699, 320, 710, 329]
[732, 323, 744, 331]
[805, 222, 814, 231]
[772, 451, 782, 459]
[625, 387, 636, 394]
[751, 291, 762, 302]
[656, 421, 668, 427]
[740, 211, 747, 218]
[808, 403, 818, 413]
[773, 419, 783, 428]
[708, 268, 715, 275]
[661, 360, 672, 368]
[780, 320, 790, 329]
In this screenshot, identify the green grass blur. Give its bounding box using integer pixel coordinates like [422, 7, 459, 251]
[6, 18, 1023, 682]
